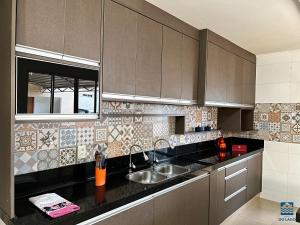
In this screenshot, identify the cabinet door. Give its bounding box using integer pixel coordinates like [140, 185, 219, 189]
[154, 186, 184, 225]
[154, 176, 209, 225]
[247, 154, 262, 200]
[181, 35, 199, 101]
[16, 0, 65, 53]
[103, 0, 137, 95]
[161, 26, 183, 99]
[226, 54, 243, 104]
[209, 169, 226, 225]
[184, 176, 209, 225]
[205, 42, 227, 103]
[64, 0, 102, 60]
[242, 60, 256, 105]
[95, 200, 154, 225]
[135, 15, 162, 97]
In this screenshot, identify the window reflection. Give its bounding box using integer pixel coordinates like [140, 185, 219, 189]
[17, 58, 99, 114]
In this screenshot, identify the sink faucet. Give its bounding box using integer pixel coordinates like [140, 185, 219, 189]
[153, 138, 173, 166]
[129, 144, 149, 173]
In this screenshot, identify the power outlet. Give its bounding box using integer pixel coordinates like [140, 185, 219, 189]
[77, 145, 87, 160]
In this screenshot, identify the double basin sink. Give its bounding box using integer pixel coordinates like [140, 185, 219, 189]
[126, 164, 190, 185]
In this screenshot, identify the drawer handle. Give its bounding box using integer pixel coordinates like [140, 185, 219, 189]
[224, 186, 247, 202]
[225, 168, 247, 180]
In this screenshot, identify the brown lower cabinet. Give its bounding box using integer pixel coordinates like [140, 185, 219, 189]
[247, 154, 262, 200]
[94, 200, 154, 225]
[209, 153, 263, 225]
[90, 153, 262, 225]
[94, 174, 209, 225]
[154, 175, 209, 225]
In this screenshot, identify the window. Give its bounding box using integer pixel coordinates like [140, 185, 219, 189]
[17, 58, 99, 115]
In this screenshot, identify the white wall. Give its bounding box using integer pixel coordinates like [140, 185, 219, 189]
[256, 49, 300, 206]
[256, 49, 300, 103]
[262, 141, 300, 207]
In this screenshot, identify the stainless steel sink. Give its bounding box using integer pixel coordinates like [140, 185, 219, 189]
[126, 170, 167, 184]
[154, 164, 190, 177]
[126, 164, 190, 184]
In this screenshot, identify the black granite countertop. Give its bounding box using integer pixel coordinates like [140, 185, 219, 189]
[11, 137, 264, 225]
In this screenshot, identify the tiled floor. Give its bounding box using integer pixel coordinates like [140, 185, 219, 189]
[221, 196, 299, 225]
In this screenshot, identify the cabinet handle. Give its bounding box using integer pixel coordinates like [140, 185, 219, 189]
[224, 186, 247, 202]
[225, 168, 247, 180]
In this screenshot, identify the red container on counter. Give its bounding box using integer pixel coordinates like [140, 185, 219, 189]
[232, 144, 247, 156]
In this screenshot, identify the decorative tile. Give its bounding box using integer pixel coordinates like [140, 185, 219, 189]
[259, 122, 269, 131]
[133, 124, 144, 139]
[107, 141, 122, 158]
[281, 113, 292, 123]
[293, 135, 300, 143]
[37, 149, 59, 170]
[169, 135, 179, 148]
[281, 123, 291, 133]
[280, 134, 292, 143]
[292, 112, 300, 123]
[122, 116, 134, 125]
[269, 123, 280, 133]
[270, 103, 281, 113]
[37, 128, 58, 150]
[77, 127, 94, 145]
[15, 130, 37, 152]
[60, 148, 76, 166]
[143, 138, 153, 150]
[95, 127, 107, 143]
[281, 104, 295, 113]
[14, 151, 38, 175]
[292, 123, 300, 134]
[121, 125, 134, 142]
[15, 123, 38, 131]
[143, 123, 153, 138]
[108, 116, 122, 125]
[268, 112, 281, 123]
[269, 132, 280, 142]
[108, 125, 123, 142]
[153, 123, 163, 137]
[37, 123, 59, 129]
[260, 113, 269, 122]
[60, 128, 77, 148]
[134, 114, 143, 123]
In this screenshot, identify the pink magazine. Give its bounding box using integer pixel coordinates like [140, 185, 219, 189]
[29, 193, 80, 218]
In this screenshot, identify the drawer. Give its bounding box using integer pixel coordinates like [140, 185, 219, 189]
[223, 187, 247, 220]
[225, 160, 247, 176]
[225, 168, 247, 198]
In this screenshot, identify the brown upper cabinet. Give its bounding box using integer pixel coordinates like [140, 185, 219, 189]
[161, 27, 183, 99]
[102, 0, 199, 102]
[16, 0, 65, 53]
[16, 0, 102, 61]
[135, 15, 163, 97]
[199, 29, 256, 107]
[64, 0, 102, 60]
[102, 0, 138, 95]
[181, 35, 199, 101]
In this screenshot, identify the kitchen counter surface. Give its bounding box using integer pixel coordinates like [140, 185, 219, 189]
[12, 137, 264, 225]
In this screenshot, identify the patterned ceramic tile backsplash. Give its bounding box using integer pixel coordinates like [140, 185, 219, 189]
[253, 103, 300, 143]
[14, 101, 219, 175]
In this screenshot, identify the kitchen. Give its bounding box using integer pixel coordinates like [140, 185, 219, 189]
[0, 0, 300, 225]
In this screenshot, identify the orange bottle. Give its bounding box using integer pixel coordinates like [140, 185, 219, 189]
[95, 151, 106, 187]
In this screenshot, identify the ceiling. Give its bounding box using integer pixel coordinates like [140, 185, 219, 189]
[146, 0, 300, 54]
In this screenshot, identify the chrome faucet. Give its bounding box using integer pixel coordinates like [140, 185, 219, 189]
[153, 138, 173, 166]
[129, 144, 149, 173]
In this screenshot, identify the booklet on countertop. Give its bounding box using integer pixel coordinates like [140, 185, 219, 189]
[29, 193, 80, 218]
